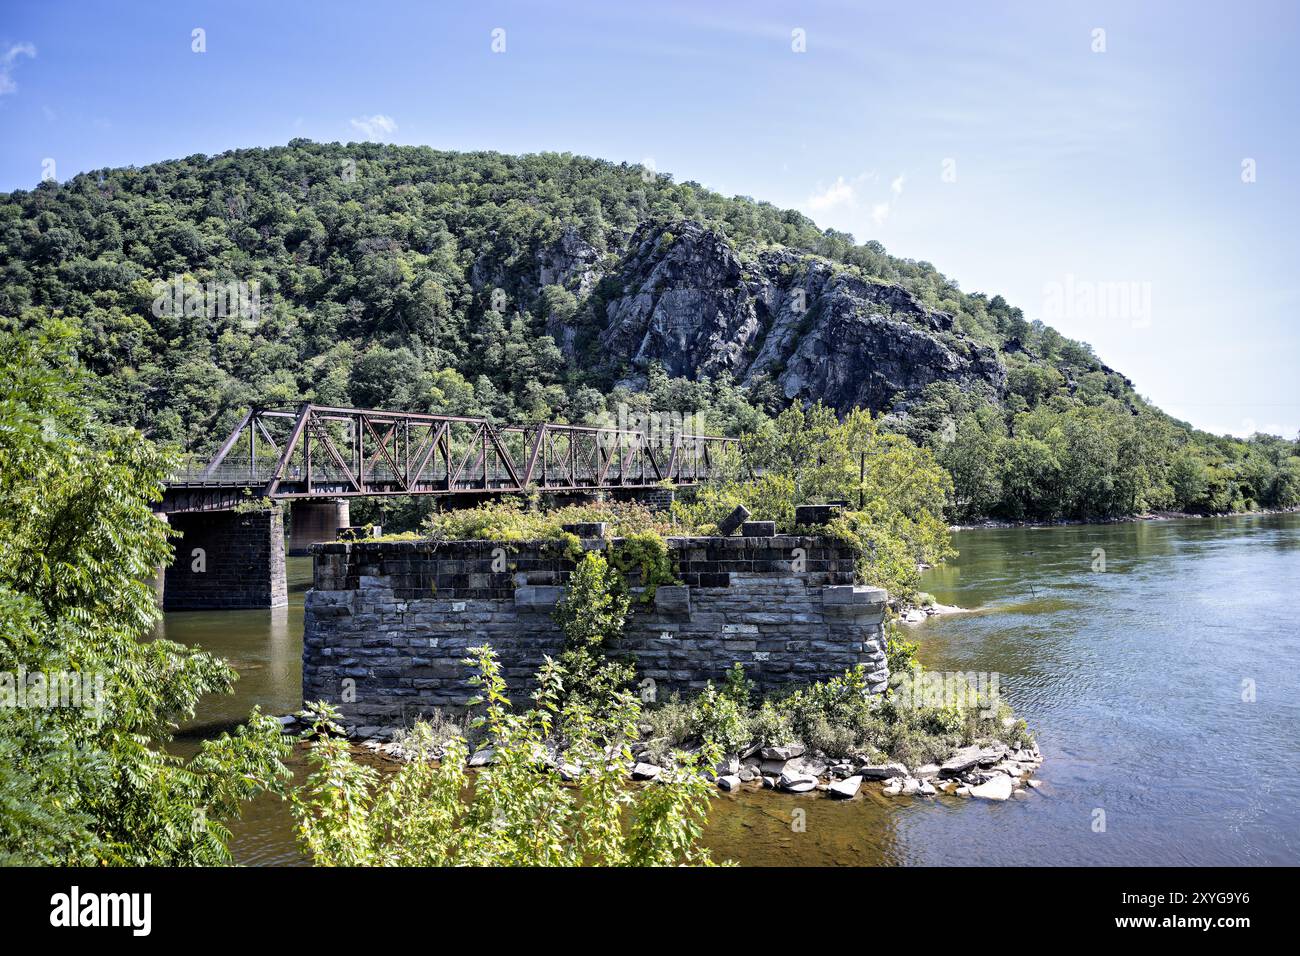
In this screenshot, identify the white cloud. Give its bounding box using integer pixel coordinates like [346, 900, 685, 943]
[805, 176, 857, 212]
[803, 171, 906, 230]
[1229, 417, 1294, 440]
[0, 42, 36, 96]
[349, 113, 397, 141]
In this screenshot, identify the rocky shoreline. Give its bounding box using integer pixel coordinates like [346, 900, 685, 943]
[275, 715, 1044, 806]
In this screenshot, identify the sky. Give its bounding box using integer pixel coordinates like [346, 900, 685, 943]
[1, 0, 1297, 439]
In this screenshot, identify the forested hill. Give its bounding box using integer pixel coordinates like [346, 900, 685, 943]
[1, 140, 1296, 519]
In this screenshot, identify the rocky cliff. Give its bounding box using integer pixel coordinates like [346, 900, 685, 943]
[544, 220, 1005, 415]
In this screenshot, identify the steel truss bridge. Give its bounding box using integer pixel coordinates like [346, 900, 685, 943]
[161, 403, 739, 513]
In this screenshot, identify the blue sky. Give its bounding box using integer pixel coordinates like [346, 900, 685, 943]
[2, 0, 1297, 438]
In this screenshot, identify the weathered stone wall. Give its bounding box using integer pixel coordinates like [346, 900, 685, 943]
[302, 535, 887, 732]
[164, 507, 288, 610]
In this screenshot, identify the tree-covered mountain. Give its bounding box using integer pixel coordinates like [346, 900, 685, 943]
[1, 140, 1296, 520]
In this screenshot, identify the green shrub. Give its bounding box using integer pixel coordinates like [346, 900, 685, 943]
[687, 682, 752, 754]
[748, 700, 793, 746]
[609, 530, 678, 603]
[292, 647, 720, 866]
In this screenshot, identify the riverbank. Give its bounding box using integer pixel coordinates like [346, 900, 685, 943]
[948, 505, 1300, 531]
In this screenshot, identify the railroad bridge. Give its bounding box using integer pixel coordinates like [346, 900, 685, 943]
[158, 402, 737, 610]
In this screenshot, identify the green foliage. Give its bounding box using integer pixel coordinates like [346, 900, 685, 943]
[554, 551, 630, 651]
[681, 402, 956, 600]
[3, 141, 1287, 527]
[292, 646, 718, 866]
[686, 682, 752, 754]
[885, 622, 921, 674]
[423, 497, 677, 543]
[609, 530, 678, 603]
[773, 666, 882, 756]
[551, 551, 636, 728]
[0, 326, 290, 865]
[640, 649, 1033, 768]
[905, 381, 1300, 521]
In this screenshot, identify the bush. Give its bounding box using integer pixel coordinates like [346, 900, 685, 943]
[687, 682, 752, 754]
[424, 498, 681, 542]
[292, 646, 720, 866]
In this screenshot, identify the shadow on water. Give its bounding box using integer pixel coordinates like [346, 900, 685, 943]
[171, 516, 1300, 866]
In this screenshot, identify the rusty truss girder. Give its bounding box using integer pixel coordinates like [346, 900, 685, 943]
[163, 403, 738, 509]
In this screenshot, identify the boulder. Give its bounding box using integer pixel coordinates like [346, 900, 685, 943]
[778, 768, 819, 793]
[913, 763, 941, 779]
[715, 755, 741, 777]
[939, 745, 985, 776]
[717, 504, 751, 537]
[882, 778, 904, 796]
[717, 774, 743, 792]
[760, 743, 806, 761]
[918, 780, 937, 796]
[631, 762, 661, 781]
[560, 521, 607, 539]
[858, 762, 909, 780]
[828, 775, 862, 799]
[468, 748, 495, 767]
[901, 777, 921, 795]
[796, 757, 828, 778]
[794, 504, 842, 527]
[969, 776, 1014, 801]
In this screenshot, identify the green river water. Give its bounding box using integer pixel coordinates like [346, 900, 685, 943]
[166, 513, 1300, 866]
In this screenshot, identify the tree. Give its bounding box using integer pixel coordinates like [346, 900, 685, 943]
[0, 326, 290, 865]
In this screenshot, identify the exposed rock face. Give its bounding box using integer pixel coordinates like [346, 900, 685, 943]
[538, 225, 602, 298]
[590, 221, 1005, 414]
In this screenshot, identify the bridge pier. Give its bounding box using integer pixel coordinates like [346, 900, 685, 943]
[287, 499, 350, 556]
[608, 486, 679, 512]
[163, 506, 288, 610]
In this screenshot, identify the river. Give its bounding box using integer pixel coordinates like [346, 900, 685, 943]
[164, 513, 1300, 866]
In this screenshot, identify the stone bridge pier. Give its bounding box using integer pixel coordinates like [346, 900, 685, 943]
[162, 506, 288, 610]
[287, 499, 350, 556]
